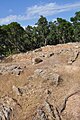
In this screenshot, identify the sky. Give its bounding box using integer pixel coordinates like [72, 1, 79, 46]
[0, 0, 80, 27]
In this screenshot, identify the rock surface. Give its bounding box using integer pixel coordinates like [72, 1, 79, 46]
[0, 65, 24, 75]
[0, 96, 21, 120]
[0, 42, 80, 120]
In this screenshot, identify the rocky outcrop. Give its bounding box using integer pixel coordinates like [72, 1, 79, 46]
[0, 65, 24, 75]
[34, 100, 61, 120]
[60, 90, 80, 120]
[68, 50, 80, 64]
[0, 105, 12, 120]
[0, 96, 21, 120]
[33, 69, 60, 86]
[34, 89, 80, 120]
[0, 42, 80, 120]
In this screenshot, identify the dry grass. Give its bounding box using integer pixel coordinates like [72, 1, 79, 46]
[0, 42, 80, 120]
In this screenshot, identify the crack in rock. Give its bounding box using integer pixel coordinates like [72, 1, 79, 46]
[60, 90, 80, 114]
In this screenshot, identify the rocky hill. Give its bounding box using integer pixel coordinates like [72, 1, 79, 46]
[0, 42, 80, 120]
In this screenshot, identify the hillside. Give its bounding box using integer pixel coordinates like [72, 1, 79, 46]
[0, 42, 80, 120]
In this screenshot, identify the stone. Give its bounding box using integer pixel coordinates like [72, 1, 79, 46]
[0, 65, 23, 75]
[32, 58, 43, 64]
[42, 72, 60, 86]
[34, 69, 60, 86]
[12, 85, 27, 96]
[0, 105, 11, 120]
[12, 85, 22, 95]
[12, 69, 20, 76]
[45, 52, 54, 58]
[7, 65, 17, 71]
[33, 69, 46, 79]
[52, 73, 60, 86]
[36, 108, 48, 120]
[34, 69, 43, 76]
[0, 96, 17, 120]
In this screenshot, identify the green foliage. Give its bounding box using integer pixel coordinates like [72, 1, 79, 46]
[36, 15, 49, 46]
[70, 11, 80, 42]
[0, 11, 80, 56]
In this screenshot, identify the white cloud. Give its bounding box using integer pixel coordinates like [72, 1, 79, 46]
[0, 15, 31, 25]
[0, 2, 80, 25]
[26, 2, 80, 17]
[0, 15, 17, 24]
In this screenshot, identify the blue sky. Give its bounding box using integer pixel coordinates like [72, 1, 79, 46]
[0, 0, 80, 27]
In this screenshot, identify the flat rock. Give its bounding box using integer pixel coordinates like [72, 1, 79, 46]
[62, 92, 80, 120]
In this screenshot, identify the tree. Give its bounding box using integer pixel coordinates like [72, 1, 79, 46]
[0, 11, 80, 56]
[55, 18, 74, 44]
[0, 26, 9, 56]
[47, 21, 59, 45]
[36, 15, 49, 46]
[70, 11, 80, 42]
[2, 22, 26, 54]
[25, 25, 35, 50]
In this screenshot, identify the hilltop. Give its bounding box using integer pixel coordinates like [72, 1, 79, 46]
[0, 42, 80, 120]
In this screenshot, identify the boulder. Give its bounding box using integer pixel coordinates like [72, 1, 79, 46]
[34, 69, 60, 86]
[32, 58, 43, 64]
[0, 65, 23, 75]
